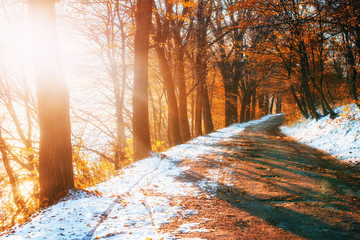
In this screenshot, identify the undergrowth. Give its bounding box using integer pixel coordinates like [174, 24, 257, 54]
[284, 99, 360, 126]
[0, 151, 116, 233]
[1, 138, 169, 233]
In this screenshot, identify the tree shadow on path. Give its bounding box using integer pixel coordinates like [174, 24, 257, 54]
[177, 115, 360, 240]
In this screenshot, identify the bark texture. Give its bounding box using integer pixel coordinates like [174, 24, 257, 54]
[133, 0, 152, 161]
[28, 0, 74, 205]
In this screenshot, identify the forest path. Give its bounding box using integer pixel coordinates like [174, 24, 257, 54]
[3, 115, 360, 240]
[161, 115, 360, 239]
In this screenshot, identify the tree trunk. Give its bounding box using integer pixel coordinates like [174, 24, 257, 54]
[258, 95, 264, 117]
[194, 84, 203, 137]
[109, 56, 125, 170]
[195, 0, 213, 136]
[239, 90, 247, 123]
[317, 23, 330, 117]
[309, 75, 337, 118]
[298, 40, 321, 120]
[133, 0, 152, 161]
[251, 86, 256, 120]
[224, 80, 238, 127]
[191, 88, 195, 137]
[174, 33, 191, 142]
[119, 22, 128, 165]
[245, 88, 251, 122]
[216, 30, 240, 126]
[276, 94, 282, 113]
[290, 85, 309, 119]
[345, 31, 360, 107]
[29, 0, 74, 205]
[155, 46, 183, 146]
[149, 89, 158, 142]
[269, 95, 275, 114]
[264, 93, 269, 115]
[299, 87, 309, 117]
[202, 84, 214, 133]
[350, 65, 359, 105]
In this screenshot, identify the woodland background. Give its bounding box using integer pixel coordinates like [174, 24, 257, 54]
[0, 0, 359, 231]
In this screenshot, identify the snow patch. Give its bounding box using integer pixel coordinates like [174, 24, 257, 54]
[1, 114, 277, 239]
[281, 103, 360, 164]
[177, 223, 209, 234]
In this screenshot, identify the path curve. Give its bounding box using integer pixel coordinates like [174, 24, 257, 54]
[161, 115, 360, 239]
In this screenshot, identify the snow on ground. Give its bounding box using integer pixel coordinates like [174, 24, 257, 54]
[4, 107, 358, 240]
[0, 115, 274, 240]
[177, 223, 209, 234]
[281, 103, 360, 165]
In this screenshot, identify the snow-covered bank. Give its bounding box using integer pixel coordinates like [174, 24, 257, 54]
[281, 103, 360, 165]
[0, 115, 274, 240]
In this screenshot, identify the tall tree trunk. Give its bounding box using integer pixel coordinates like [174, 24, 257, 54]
[269, 95, 275, 114]
[258, 95, 264, 118]
[29, 0, 74, 205]
[350, 65, 359, 105]
[216, 31, 240, 126]
[309, 76, 337, 118]
[110, 62, 123, 170]
[119, 22, 128, 165]
[133, 0, 152, 161]
[307, 41, 336, 118]
[264, 93, 269, 115]
[174, 33, 191, 142]
[317, 23, 330, 117]
[290, 85, 309, 119]
[250, 86, 256, 120]
[155, 47, 183, 146]
[194, 84, 203, 137]
[239, 90, 247, 123]
[202, 84, 214, 133]
[245, 88, 251, 122]
[191, 89, 195, 137]
[298, 40, 321, 120]
[224, 81, 238, 126]
[276, 94, 282, 113]
[195, 0, 213, 135]
[344, 31, 360, 107]
[149, 89, 158, 142]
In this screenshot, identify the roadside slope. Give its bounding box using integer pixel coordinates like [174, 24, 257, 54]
[0, 116, 271, 240]
[169, 114, 360, 239]
[281, 103, 360, 165]
[2, 114, 360, 240]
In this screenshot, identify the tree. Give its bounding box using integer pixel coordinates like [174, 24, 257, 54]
[0, 128, 26, 225]
[210, 0, 247, 126]
[133, 0, 152, 161]
[328, 0, 360, 107]
[70, 0, 131, 169]
[172, 0, 193, 142]
[28, 0, 74, 205]
[153, 0, 183, 146]
[194, 0, 213, 136]
[259, 0, 334, 119]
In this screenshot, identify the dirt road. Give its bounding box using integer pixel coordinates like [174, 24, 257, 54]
[160, 115, 360, 239]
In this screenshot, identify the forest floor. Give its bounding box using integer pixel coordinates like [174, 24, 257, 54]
[2, 114, 360, 240]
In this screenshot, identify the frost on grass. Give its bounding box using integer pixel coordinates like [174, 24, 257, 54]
[281, 103, 360, 165]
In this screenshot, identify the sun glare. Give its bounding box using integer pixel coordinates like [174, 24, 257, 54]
[0, 15, 28, 68]
[0, 3, 75, 86]
[19, 180, 35, 199]
[0, 9, 45, 86]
